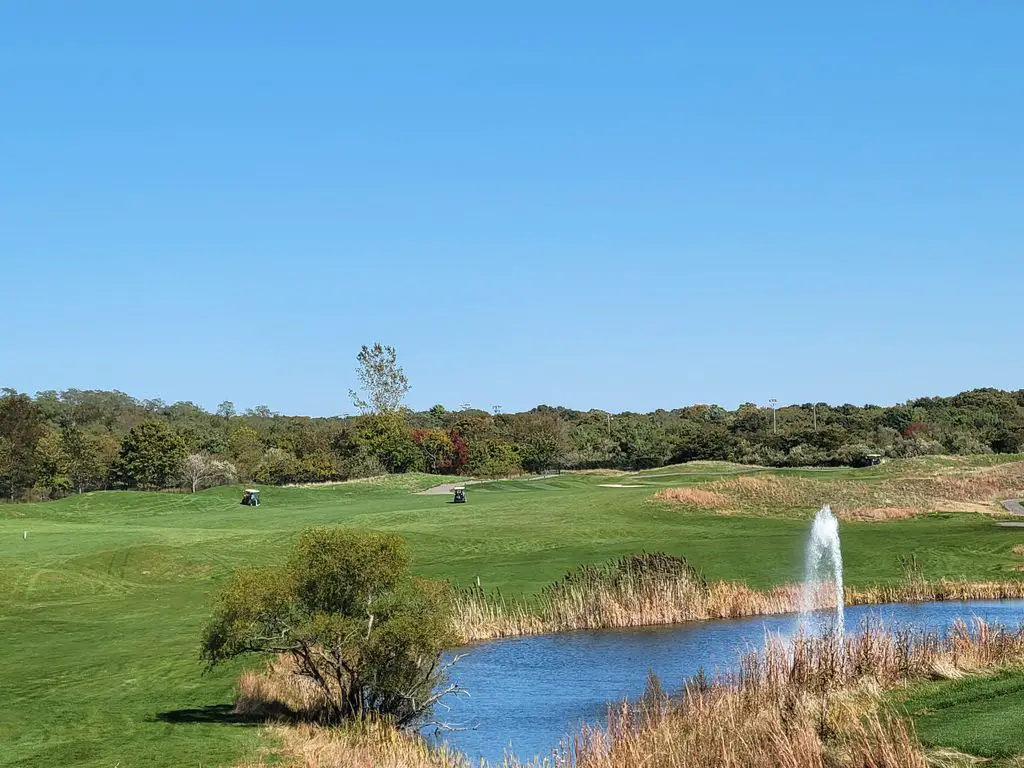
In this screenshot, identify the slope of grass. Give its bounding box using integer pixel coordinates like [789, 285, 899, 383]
[898, 668, 1024, 758]
[2, 461, 1024, 766]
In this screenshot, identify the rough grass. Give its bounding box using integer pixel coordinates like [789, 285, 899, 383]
[654, 460, 1024, 518]
[237, 721, 468, 768]
[4, 459, 1024, 767]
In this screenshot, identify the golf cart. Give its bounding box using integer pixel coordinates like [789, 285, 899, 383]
[452, 487, 466, 504]
[241, 488, 260, 507]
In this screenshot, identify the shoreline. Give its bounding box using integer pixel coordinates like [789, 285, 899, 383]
[450, 577, 1024, 644]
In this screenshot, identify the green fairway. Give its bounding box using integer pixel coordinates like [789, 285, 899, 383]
[3, 464, 1024, 767]
[898, 668, 1024, 759]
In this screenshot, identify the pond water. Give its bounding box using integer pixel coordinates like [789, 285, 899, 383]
[430, 600, 1024, 764]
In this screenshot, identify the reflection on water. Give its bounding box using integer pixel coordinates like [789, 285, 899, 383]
[430, 600, 1024, 764]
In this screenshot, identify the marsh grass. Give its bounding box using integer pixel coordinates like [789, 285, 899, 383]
[237, 720, 470, 768]
[234, 655, 335, 722]
[655, 461, 1024, 518]
[565, 618, 1024, 768]
[450, 553, 1024, 642]
[245, 621, 1024, 768]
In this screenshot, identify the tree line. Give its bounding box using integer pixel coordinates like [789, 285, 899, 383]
[2, 348, 1022, 500]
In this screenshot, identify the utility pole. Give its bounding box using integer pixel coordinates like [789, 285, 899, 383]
[460, 402, 471, 412]
[769, 398, 778, 434]
[492, 404, 502, 415]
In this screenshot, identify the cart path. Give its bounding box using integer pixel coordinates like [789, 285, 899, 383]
[417, 480, 484, 495]
[417, 474, 566, 495]
[1002, 499, 1024, 516]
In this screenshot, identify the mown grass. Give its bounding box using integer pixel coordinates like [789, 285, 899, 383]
[3, 459, 1024, 766]
[897, 667, 1024, 759]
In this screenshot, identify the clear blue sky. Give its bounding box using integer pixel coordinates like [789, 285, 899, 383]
[2, 2, 1021, 416]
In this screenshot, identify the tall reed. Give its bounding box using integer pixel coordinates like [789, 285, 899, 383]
[245, 621, 1024, 767]
[564, 618, 1024, 768]
[450, 552, 1024, 643]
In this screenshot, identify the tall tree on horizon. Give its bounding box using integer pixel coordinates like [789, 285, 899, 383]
[349, 344, 410, 415]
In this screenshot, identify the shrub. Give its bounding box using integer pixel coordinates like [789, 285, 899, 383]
[202, 527, 456, 727]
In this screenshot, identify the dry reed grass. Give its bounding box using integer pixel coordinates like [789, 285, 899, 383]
[237, 720, 469, 768]
[451, 563, 1024, 643]
[239, 621, 1024, 768]
[234, 655, 335, 722]
[652, 487, 730, 508]
[654, 461, 1024, 518]
[566, 618, 1024, 768]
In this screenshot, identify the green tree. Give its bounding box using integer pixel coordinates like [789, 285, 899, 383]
[0, 391, 45, 501]
[34, 425, 71, 498]
[201, 528, 456, 726]
[60, 419, 98, 493]
[349, 344, 410, 414]
[228, 423, 264, 479]
[468, 439, 521, 477]
[357, 413, 422, 473]
[254, 447, 300, 485]
[110, 421, 187, 489]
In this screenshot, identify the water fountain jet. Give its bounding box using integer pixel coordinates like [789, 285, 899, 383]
[799, 505, 844, 634]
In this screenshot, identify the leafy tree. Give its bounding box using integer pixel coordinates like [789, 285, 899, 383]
[349, 344, 410, 414]
[110, 421, 186, 489]
[35, 425, 71, 498]
[668, 422, 733, 463]
[216, 401, 236, 420]
[356, 413, 422, 473]
[449, 429, 469, 472]
[0, 391, 45, 501]
[411, 428, 454, 473]
[254, 447, 300, 485]
[201, 528, 456, 726]
[508, 412, 568, 473]
[229, 423, 264, 479]
[468, 439, 521, 477]
[182, 453, 237, 492]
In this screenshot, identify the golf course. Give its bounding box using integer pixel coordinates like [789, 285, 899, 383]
[4, 456, 1024, 767]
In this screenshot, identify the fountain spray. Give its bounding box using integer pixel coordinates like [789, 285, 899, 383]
[799, 505, 844, 634]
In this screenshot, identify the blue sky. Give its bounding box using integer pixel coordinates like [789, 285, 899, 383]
[2, 2, 1021, 416]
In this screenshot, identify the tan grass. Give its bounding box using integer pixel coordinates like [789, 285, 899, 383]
[239, 620, 1024, 768]
[234, 654, 335, 722]
[237, 721, 468, 768]
[1013, 544, 1024, 557]
[566, 619, 1024, 768]
[652, 487, 730, 508]
[654, 461, 1024, 518]
[451, 571, 1024, 643]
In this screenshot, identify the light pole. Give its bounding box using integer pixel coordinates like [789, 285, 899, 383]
[769, 398, 778, 434]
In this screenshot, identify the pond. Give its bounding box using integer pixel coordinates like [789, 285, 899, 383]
[430, 600, 1024, 764]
